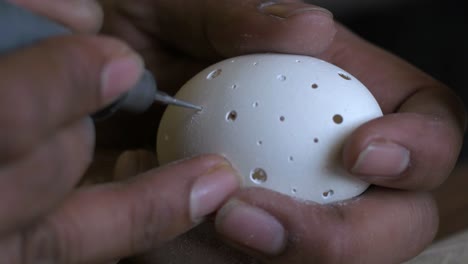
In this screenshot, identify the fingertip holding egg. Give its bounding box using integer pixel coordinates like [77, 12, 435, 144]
[157, 54, 383, 204]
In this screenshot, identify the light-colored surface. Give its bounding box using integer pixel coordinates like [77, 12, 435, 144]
[157, 54, 382, 204]
[406, 229, 468, 264]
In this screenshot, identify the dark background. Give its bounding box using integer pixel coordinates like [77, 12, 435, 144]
[310, 0, 468, 160]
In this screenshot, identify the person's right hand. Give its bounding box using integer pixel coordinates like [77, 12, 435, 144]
[0, 2, 242, 263]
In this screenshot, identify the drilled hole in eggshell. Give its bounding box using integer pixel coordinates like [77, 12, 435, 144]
[277, 75, 287, 81]
[333, 114, 344, 124]
[253, 62, 259, 66]
[322, 190, 335, 199]
[251, 168, 268, 184]
[207, 69, 222, 80]
[226, 111, 238, 122]
[156, 54, 382, 204]
[338, 73, 351, 80]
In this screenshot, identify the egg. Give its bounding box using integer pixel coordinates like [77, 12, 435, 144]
[156, 54, 383, 204]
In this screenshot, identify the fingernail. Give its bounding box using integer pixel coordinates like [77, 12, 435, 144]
[101, 53, 144, 103]
[352, 140, 410, 177]
[190, 164, 241, 222]
[215, 200, 286, 255]
[258, 2, 333, 19]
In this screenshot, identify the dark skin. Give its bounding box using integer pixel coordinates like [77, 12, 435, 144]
[1, 0, 465, 263]
[104, 2, 464, 262]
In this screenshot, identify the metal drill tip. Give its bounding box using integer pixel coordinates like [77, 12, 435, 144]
[168, 97, 203, 111]
[154, 91, 203, 111]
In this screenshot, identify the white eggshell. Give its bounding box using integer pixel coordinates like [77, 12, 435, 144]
[157, 54, 383, 204]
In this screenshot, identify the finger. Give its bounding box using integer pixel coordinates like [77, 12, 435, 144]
[343, 112, 463, 190]
[0, 118, 94, 236]
[78, 149, 122, 186]
[113, 150, 158, 181]
[318, 24, 466, 190]
[215, 188, 438, 264]
[7, 0, 103, 33]
[0, 35, 144, 162]
[106, 0, 336, 58]
[1, 155, 241, 264]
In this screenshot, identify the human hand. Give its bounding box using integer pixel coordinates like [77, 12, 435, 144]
[0, 1, 241, 263]
[102, 1, 466, 264]
[210, 22, 466, 264]
[96, 0, 336, 148]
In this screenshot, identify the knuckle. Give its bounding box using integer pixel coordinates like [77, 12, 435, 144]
[40, 35, 131, 108]
[31, 36, 107, 111]
[127, 187, 176, 252]
[66, 119, 95, 170]
[306, 223, 363, 264]
[295, 231, 348, 264]
[0, 121, 94, 217]
[318, 228, 349, 264]
[311, 206, 349, 264]
[409, 193, 438, 243]
[47, 120, 95, 188]
[0, 93, 42, 162]
[44, 37, 102, 88]
[19, 220, 71, 264]
[284, 205, 350, 264]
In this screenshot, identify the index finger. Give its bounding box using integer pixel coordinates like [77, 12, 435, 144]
[0, 35, 143, 161]
[5, 155, 240, 263]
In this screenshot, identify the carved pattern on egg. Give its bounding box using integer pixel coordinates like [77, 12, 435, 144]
[156, 54, 383, 204]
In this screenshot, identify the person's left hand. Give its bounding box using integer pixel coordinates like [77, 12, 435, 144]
[103, 1, 464, 263]
[95, 0, 336, 149]
[211, 23, 465, 263]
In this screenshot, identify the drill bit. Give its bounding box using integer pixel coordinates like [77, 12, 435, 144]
[92, 70, 202, 121]
[155, 90, 203, 111]
[0, 0, 203, 121]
